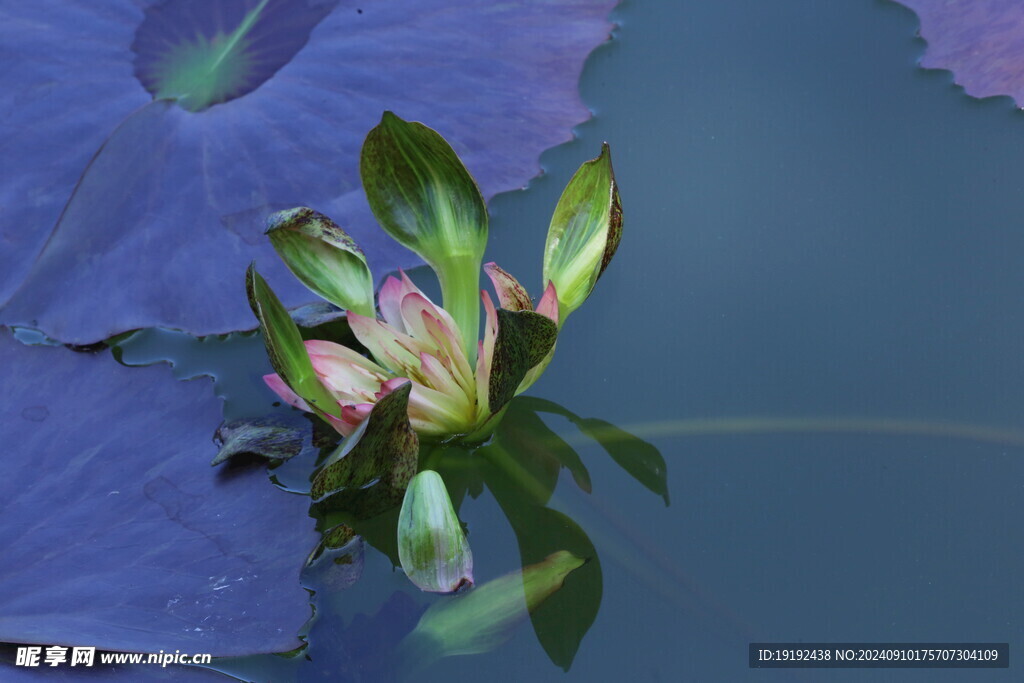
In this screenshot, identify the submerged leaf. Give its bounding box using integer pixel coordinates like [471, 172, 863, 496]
[502, 401, 592, 495]
[576, 417, 670, 506]
[211, 415, 306, 465]
[543, 144, 622, 323]
[481, 440, 602, 671]
[397, 470, 474, 593]
[520, 396, 669, 505]
[399, 551, 585, 670]
[0, 331, 317, 656]
[310, 382, 418, 501]
[266, 207, 375, 317]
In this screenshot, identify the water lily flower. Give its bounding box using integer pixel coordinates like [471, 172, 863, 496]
[250, 112, 620, 443]
[264, 267, 557, 440]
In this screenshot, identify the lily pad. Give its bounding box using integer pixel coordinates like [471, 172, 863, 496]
[894, 0, 1024, 106]
[0, 0, 620, 343]
[0, 331, 318, 656]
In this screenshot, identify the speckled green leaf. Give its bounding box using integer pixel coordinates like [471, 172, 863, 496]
[360, 111, 488, 358]
[210, 416, 305, 466]
[488, 309, 558, 416]
[397, 470, 473, 593]
[246, 264, 339, 419]
[310, 382, 418, 501]
[266, 207, 375, 317]
[543, 144, 622, 322]
[360, 111, 487, 269]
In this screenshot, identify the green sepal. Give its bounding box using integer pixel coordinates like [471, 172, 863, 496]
[543, 143, 622, 322]
[246, 264, 339, 418]
[397, 470, 474, 593]
[310, 382, 419, 501]
[266, 207, 375, 317]
[488, 309, 558, 416]
[360, 111, 487, 360]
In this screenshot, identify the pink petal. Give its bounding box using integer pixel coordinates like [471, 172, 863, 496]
[474, 291, 499, 417]
[399, 293, 475, 393]
[399, 270, 432, 301]
[406, 382, 474, 436]
[535, 280, 560, 325]
[324, 413, 359, 438]
[483, 262, 532, 311]
[377, 276, 408, 333]
[324, 402, 374, 437]
[342, 403, 374, 423]
[305, 339, 387, 373]
[399, 291, 459, 343]
[375, 376, 411, 399]
[347, 311, 429, 377]
[305, 339, 389, 402]
[419, 351, 467, 401]
[263, 373, 311, 412]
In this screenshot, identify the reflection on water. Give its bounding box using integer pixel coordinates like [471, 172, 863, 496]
[196, 382, 667, 681]
[113, 323, 667, 680]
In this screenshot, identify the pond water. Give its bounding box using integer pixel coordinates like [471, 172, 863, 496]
[7, 0, 1024, 681]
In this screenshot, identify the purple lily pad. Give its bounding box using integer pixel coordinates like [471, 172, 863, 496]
[0, 331, 318, 656]
[0, 0, 618, 344]
[894, 0, 1024, 105]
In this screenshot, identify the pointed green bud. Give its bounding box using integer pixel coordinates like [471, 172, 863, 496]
[245, 264, 339, 419]
[398, 470, 474, 593]
[543, 144, 622, 323]
[360, 111, 488, 361]
[266, 207, 375, 317]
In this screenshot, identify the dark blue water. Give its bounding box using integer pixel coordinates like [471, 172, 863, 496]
[482, 1, 1024, 680]
[13, 0, 1024, 680]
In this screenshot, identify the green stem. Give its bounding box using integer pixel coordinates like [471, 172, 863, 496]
[436, 254, 481, 366]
